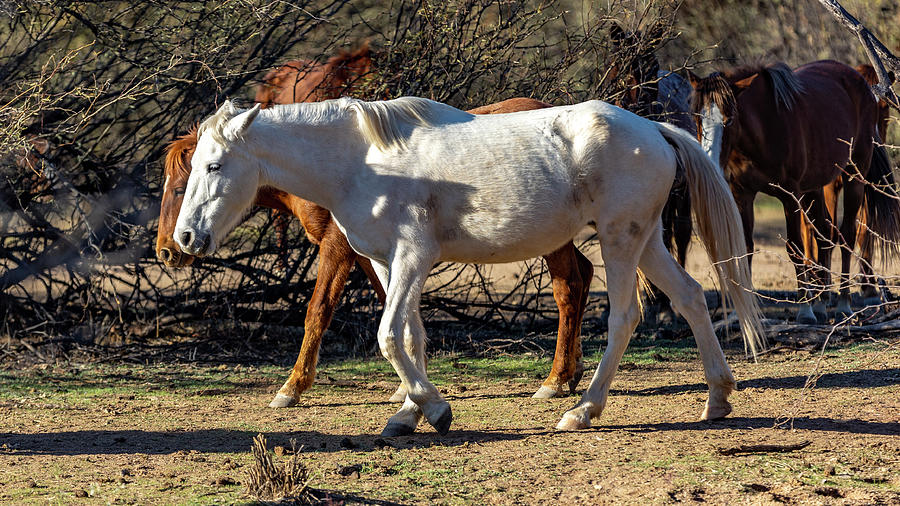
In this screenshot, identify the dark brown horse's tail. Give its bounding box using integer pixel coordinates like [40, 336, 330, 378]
[863, 141, 900, 262]
[655, 121, 765, 356]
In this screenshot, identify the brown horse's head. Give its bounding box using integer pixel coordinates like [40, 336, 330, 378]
[156, 128, 198, 268]
[855, 63, 895, 141]
[608, 24, 662, 117]
[254, 43, 375, 107]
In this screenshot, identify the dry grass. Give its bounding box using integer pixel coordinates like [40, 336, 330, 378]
[245, 434, 313, 504]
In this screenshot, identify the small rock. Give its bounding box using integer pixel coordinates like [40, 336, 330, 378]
[208, 476, 237, 486]
[339, 437, 357, 449]
[119, 469, 131, 477]
[74, 489, 87, 498]
[25, 478, 37, 488]
[824, 465, 835, 476]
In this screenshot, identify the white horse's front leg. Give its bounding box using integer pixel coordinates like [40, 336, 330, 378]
[372, 252, 451, 436]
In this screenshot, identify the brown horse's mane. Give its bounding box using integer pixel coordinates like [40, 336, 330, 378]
[692, 62, 804, 119]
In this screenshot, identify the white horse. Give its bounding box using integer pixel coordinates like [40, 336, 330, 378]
[174, 97, 764, 435]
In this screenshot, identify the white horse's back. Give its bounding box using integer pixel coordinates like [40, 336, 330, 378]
[357, 100, 677, 263]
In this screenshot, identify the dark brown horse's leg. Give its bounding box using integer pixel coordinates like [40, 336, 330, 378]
[804, 189, 832, 321]
[732, 190, 757, 273]
[779, 192, 818, 324]
[534, 241, 589, 399]
[856, 206, 882, 303]
[836, 179, 866, 320]
[269, 224, 358, 408]
[648, 197, 677, 324]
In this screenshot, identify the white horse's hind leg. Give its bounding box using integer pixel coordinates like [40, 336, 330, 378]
[557, 253, 641, 430]
[636, 232, 735, 419]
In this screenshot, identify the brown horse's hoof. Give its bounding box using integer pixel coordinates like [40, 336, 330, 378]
[268, 393, 298, 408]
[532, 385, 564, 399]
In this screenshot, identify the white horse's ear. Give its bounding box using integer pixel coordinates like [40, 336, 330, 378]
[217, 100, 237, 117]
[224, 103, 261, 139]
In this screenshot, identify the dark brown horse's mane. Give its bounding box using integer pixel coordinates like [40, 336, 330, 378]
[165, 125, 198, 180]
[692, 62, 803, 119]
[690, 71, 736, 119]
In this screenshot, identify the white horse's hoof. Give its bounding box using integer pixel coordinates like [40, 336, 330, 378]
[700, 401, 732, 420]
[388, 386, 407, 403]
[532, 385, 563, 399]
[425, 403, 452, 435]
[381, 422, 416, 437]
[556, 409, 591, 430]
[268, 393, 297, 408]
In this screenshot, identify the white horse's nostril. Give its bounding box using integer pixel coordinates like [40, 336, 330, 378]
[180, 230, 193, 247]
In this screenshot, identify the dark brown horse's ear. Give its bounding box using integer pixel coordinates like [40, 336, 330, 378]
[687, 70, 701, 88]
[733, 73, 759, 92]
[609, 23, 625, 42]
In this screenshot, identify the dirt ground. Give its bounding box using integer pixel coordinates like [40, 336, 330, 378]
[1, 341, 898, 505]
[2, 198, 900, 505]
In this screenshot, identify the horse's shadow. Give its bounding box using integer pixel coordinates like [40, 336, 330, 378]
[0, 427, 546, 456]
[598, 416, 899, 436]
[611, 367, 900, 397]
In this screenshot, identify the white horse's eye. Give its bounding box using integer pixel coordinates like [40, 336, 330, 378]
[207, 163, 221, 173]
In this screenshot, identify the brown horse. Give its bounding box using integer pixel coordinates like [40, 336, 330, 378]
[157, 93, 592, 406]
[689, 60, 900, 324]
[801, 63, 895, 305]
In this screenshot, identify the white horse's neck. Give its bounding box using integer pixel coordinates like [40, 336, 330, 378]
[246, 101, 368, 211]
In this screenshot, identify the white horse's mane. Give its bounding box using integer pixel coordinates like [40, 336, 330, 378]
[199, 96, 467, 151]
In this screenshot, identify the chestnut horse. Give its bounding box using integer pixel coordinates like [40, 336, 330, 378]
[690, 60, 900, 324]
[158, 99, 592, 408]
[801, 63, 895, 305]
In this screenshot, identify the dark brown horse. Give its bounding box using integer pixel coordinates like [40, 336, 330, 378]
[689, 60, 900, 324]
[158, 86, 592, 405]
[802, 63, 895, 305]
[610, 25, 696, 324]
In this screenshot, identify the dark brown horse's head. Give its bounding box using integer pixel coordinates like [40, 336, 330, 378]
[254, 43, 375, 107]
[156, 128, 198, 268]
[855, 63, 895, 141]
[688, 63, 800, 169]
[608, 24, 662, 117]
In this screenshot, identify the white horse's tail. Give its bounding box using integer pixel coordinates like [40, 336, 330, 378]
[654, 122, 766, 356]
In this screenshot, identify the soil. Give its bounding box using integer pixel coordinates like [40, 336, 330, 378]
[1, 197, 899, 504]
[1, 342, 898, 505]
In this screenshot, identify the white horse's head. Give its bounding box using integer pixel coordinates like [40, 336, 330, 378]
[174, 100, 262, 257]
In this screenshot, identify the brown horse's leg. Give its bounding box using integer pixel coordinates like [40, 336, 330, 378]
[355, 255, 387, 304]
[534, 241, 587, 399]
[272, 209, 292, 272]
[571, 247, 593, 392]
[270, 224, 357, 408]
